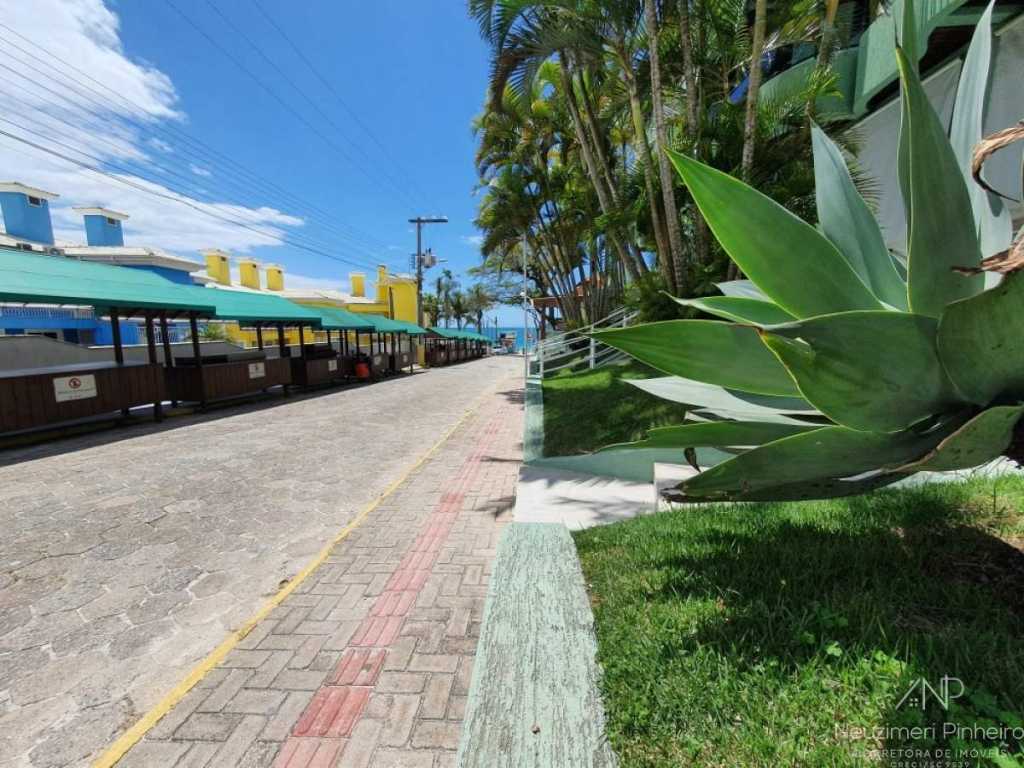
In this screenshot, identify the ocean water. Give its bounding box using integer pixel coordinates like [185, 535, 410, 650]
[459, 325, 533, 352]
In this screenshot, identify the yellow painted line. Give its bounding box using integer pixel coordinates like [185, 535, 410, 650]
[92, 385, 498, 768]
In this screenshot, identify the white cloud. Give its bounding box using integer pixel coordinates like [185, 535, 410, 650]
[148, 137, 173, 153]
[461, 234, 484, 247]
[0, 0, 307, 257]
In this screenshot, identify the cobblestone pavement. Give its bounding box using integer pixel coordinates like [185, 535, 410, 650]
[0, 357, 523, 768]
[119, 371, 523, 768]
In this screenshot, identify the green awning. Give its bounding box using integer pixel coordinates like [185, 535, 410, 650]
[429, 327, 461, 339]
[184, 286, 322, 324]
[314, 306, 375, 331]
[360, 313, 409, 333]
[0, 246, 217, 314]
[388, 319, 428, 336]
[429, 327, 488, 341]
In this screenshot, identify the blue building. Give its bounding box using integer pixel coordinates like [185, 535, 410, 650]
[0, 182, 203, 345]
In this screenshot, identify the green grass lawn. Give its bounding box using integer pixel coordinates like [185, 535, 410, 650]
[575, 477, 1024, 767]
[542, 361, 689, 456]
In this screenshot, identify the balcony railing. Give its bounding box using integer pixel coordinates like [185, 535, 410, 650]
[0, 304, 95, 321]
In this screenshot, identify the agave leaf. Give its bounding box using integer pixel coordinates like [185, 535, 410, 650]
[593, 320, 801, 397]
[605, 421, 815, 452]
[673, 419, 962, 501]
[672, 296, 795, 325]
[950, 0, 1013, 260]
[896, 46, 983, 316]
[715, 280, 769, 300]
[811, 124, 908, 310]
[666, 472, 907, 503]
[897, 405, 1024, 472]
[628, 377, 820, 424]
[937, 272, 1024, 405]
[668, 149, 883, 318]
[761, 311, 960, 432]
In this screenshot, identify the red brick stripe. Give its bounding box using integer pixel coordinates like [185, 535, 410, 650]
[272, 409, 505, 767]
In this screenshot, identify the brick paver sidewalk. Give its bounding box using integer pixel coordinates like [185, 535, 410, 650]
[117, 377, 523, 768]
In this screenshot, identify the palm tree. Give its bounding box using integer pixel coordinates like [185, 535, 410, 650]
[448, 290, 469, 329]
[469, 0, 852, 300]
[465, 283, 495, 334]
[645, 0, 688, 292]
[422, 293, 441, 327]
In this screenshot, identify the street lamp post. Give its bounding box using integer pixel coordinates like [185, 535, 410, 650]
[522, 232, 529, 380]
[410, 216, 448, 328]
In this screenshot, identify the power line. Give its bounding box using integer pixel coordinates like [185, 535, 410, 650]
[162, 0, 420, 213]
[0, 22, 402, 260]
[249, 0, 432, 206]
[0, 112, 395, 276]
[0, 126, 390, 273]
[0, 81, 395, 271]
[0, 32, 398, 262]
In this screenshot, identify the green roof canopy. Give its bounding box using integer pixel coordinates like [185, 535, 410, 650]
[0, 247, 217, 314]
[182, 286, 322, 324]
[388, 319, 428, 336]
[429, 327, 489, 342]
[314, 306, 375, 331]
[429, 327, 461, 339]
[360, 313, 409, 333]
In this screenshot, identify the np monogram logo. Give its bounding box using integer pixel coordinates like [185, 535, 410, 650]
[896, 676, 965, 711]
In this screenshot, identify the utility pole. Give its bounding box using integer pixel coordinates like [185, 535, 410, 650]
[410, 216, 448, 327]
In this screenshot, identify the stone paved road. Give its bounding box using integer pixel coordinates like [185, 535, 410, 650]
[120, 368, 523, 768]
[0, 357, 522, 768]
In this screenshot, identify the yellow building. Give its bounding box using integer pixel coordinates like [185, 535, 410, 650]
[197, 253, 419, 350]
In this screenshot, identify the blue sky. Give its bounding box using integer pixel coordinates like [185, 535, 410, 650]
[0, 0, 519, 325]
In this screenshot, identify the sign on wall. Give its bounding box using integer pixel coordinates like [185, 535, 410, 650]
[248, 362, 266, 379]
[328, 360, 338, 372]
[54, 374, 97, 402]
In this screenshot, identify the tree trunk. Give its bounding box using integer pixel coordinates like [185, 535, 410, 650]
[807, 0, 841, 124]
[621, 53, 674, 292]
[577, 69, 621, 207]
[559, 56, 646, 280]
[645, 0, 688, 295]
[731, 0, 767, 280]
[575, 65, 649, 277]
[677, 0, 712, 269]
[740, 0, 767, 181]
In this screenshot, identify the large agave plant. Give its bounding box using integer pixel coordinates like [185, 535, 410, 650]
[594, 0, 1024, 503]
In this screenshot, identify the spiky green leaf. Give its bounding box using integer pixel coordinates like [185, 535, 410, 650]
[593, 320, 801, 397]
[605, 421, 815, 451]
[811, 124, 908, 310]
[715, 280, 769, 300]
[628, 377, 820, 424]
[897, 405, 1024, 472]
[949, 0, 1013, 260]
[668, 472, 907, 503]
[673, 419, 962, 501]
[671, 296, 795, 325]
[896, 46, 983, 316]
[937, 272, 1024, 405]
[667, 149, 884, 318]
[761, 311, 960, 432]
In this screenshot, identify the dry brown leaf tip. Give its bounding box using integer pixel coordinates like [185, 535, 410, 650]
[971, 121, 1024, 200]
[953, 233, 1024, 276]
